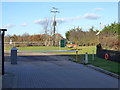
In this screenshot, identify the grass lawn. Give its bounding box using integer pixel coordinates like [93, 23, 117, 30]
[5, 46, 96, 54]
[68, 54, 120, 75]
[5, 46, 66, 51]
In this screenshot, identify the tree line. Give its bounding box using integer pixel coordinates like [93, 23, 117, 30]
[4, 33, 64, 47]
[65, 22, 119, 50]
[5, 33, 50, 42]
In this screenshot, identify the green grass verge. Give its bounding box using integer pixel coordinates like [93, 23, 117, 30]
[68, 54, 120, 75]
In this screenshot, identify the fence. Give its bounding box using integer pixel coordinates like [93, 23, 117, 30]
[96, 47, 120, 63]
[4, 41, 64, 47]
[4, 42, 53, 47]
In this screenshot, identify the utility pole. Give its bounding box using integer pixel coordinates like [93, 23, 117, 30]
[51, 7, 59, 47]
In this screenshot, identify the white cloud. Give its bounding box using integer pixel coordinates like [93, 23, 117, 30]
[55, 14, 102, 21]
[21, 23, 27, 27]
[56, 16, 81, 23]
[34, 13, 102, 25]
[56, 18, 67, 23]
[93, 8, 104, 11]
[3, 24, 14, 28]
[34, 18, 49, 24]
[34, 16, 81, 25]
[82, 13, 102, 20]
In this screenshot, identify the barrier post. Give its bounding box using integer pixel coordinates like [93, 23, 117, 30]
[76, 47, 78, 62]
[11, 47, 17, 64]
[92, 50, 94, 61]
[85, 52, 88, 64]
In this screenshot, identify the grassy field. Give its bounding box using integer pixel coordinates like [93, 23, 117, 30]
[5, 46, 119, 75]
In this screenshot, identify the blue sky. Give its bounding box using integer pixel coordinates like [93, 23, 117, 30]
[2, 2, 118, 38]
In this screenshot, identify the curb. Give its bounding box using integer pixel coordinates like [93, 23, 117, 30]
[68, 57, 120, 79]
[86, 65, 120, 79]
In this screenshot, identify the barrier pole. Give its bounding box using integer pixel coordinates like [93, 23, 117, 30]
[92, 50, 94, 61]
[85, 52, 88, 64]
[76, 47, 78, 62]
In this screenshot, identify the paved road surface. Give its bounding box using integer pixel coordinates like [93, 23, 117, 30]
[3, 55, 118, 88]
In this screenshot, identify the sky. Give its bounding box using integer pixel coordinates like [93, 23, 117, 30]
[1, 1, 118, 38]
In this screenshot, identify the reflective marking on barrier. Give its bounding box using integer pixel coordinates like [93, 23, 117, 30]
[17, 51, 77, 53]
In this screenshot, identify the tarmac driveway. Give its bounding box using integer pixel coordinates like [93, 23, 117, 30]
[3, 55, 118, 88]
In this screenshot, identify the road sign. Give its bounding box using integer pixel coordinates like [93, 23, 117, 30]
[60, 39, 65, 48]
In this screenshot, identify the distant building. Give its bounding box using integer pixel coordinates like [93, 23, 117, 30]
[45, 33, 65, 46]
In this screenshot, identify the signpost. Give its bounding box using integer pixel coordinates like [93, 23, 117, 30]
[59, 39, 65, 51]
[60, 39, 65, 48]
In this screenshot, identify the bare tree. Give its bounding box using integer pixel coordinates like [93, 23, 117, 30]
[22, 32, 29, 42]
